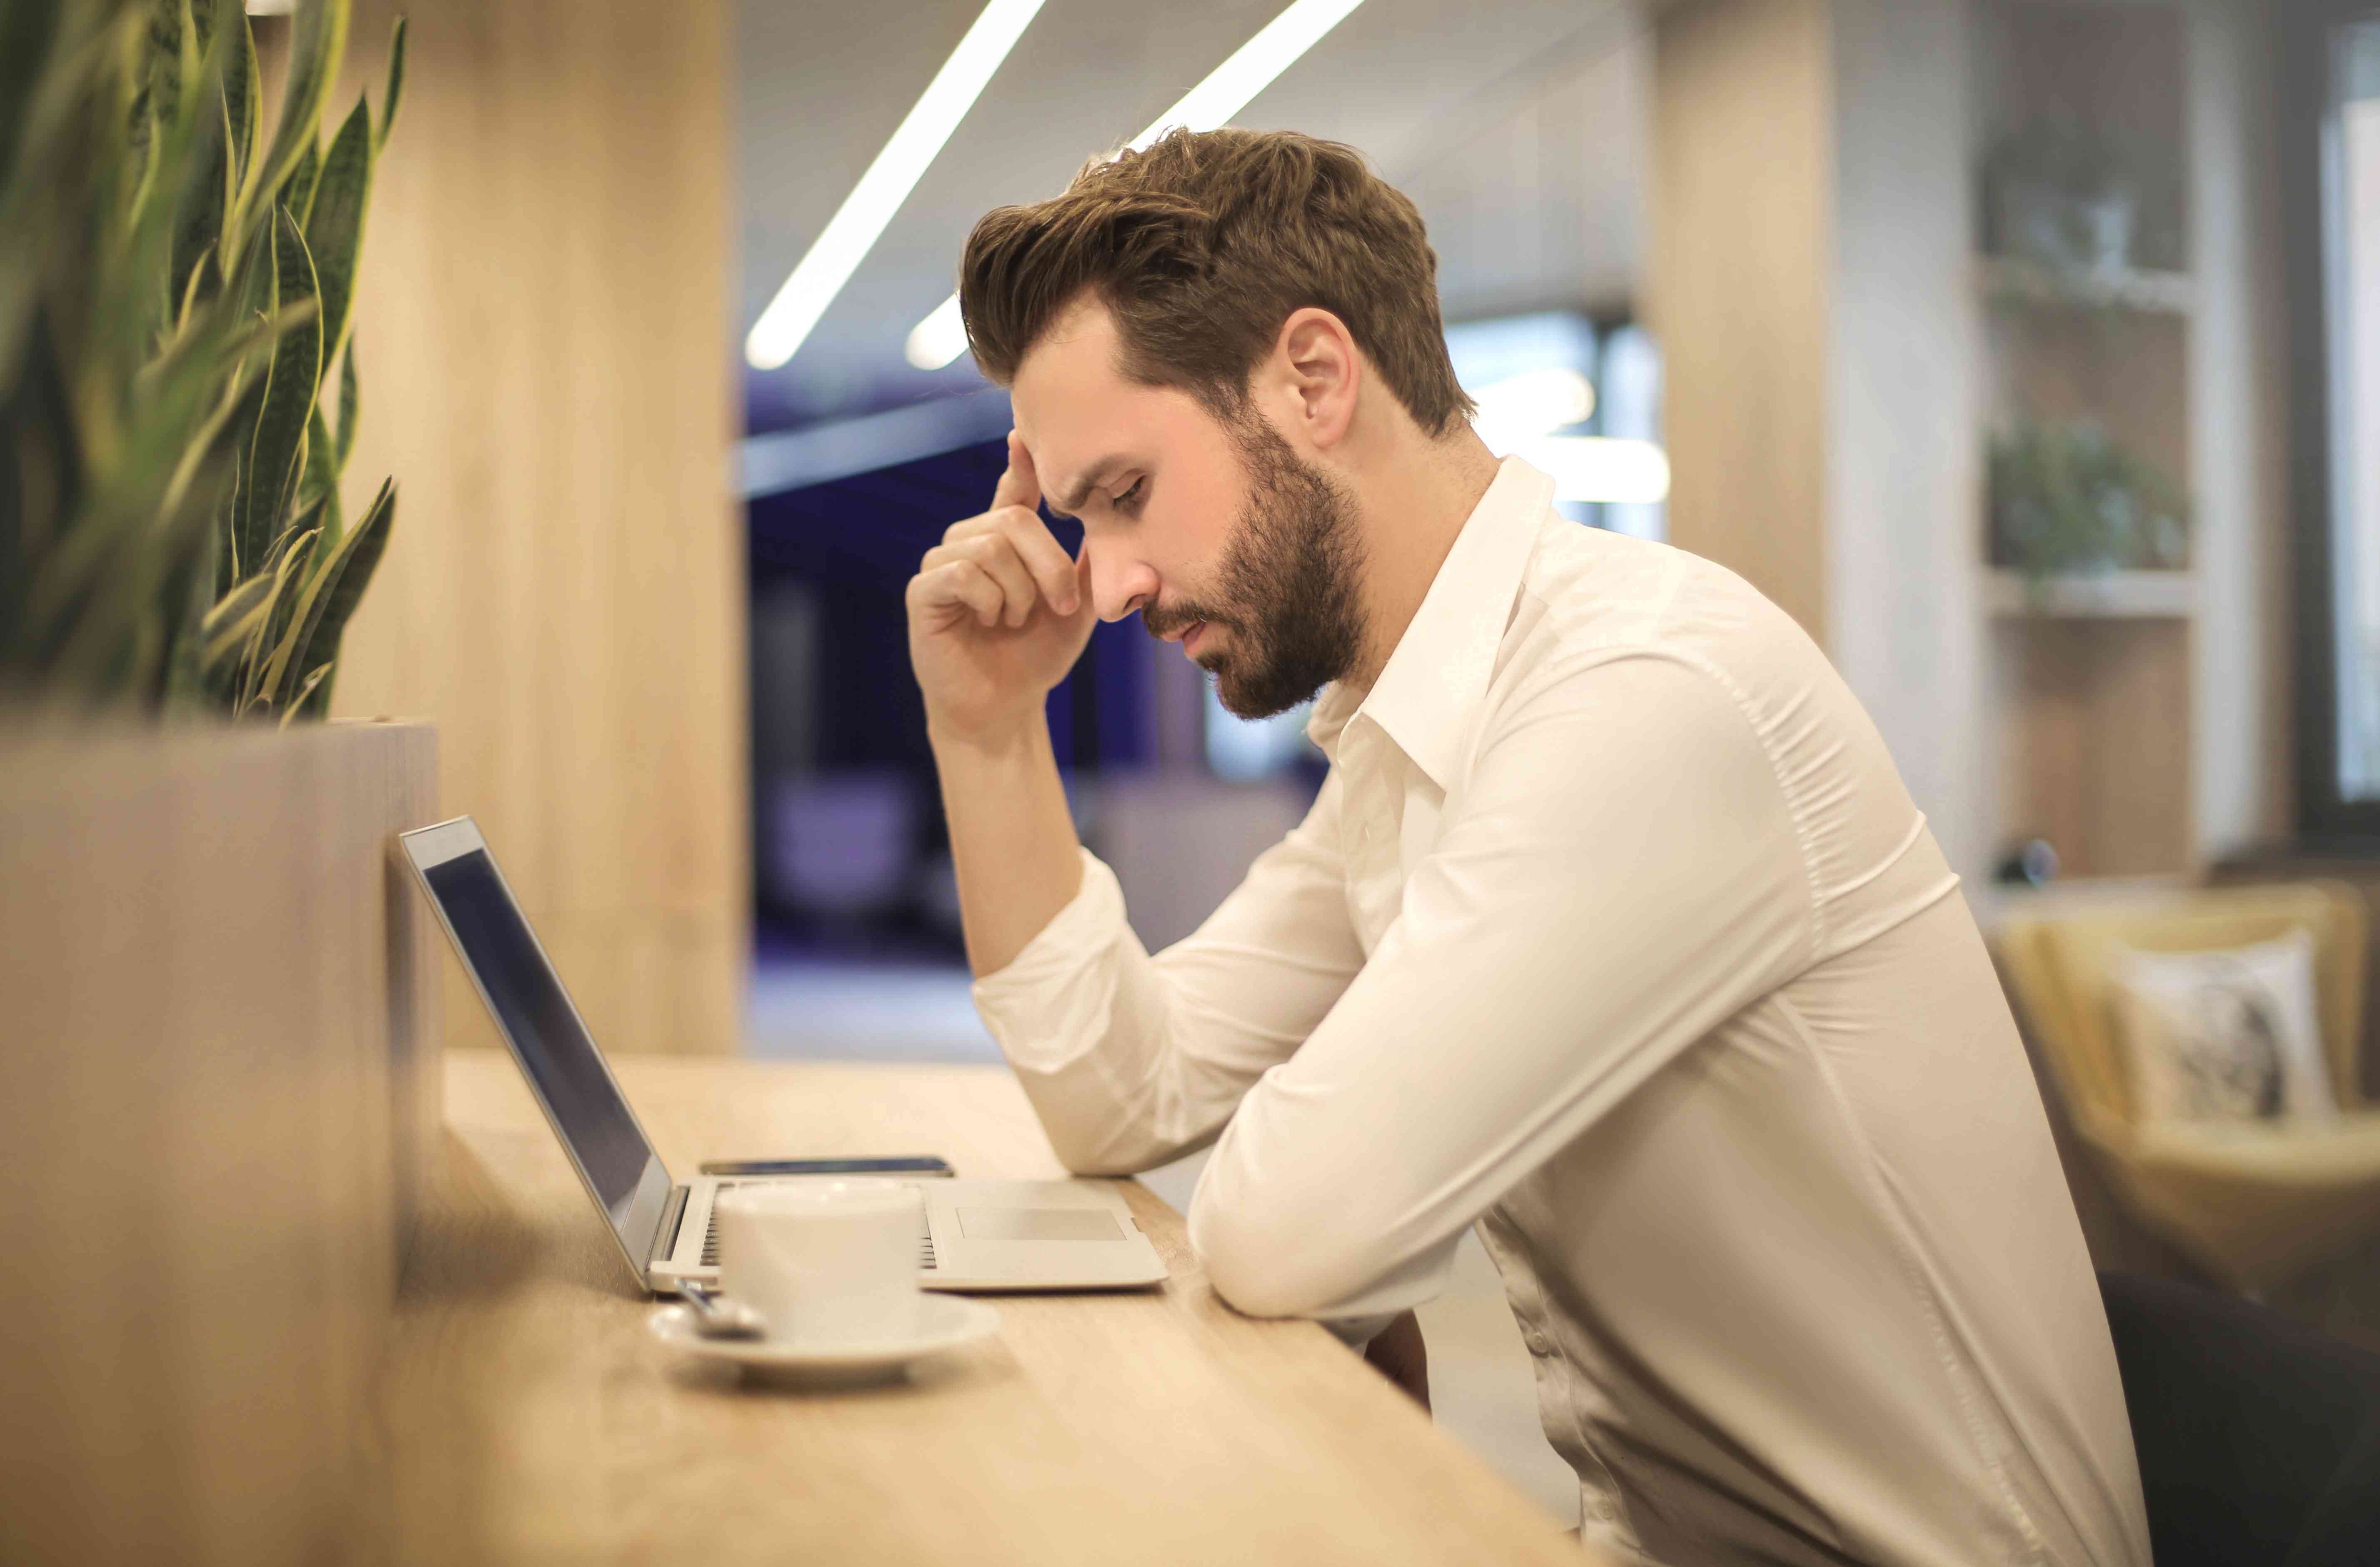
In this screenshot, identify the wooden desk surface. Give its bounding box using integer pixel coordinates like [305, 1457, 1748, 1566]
[377, 1050, 1591, 1565]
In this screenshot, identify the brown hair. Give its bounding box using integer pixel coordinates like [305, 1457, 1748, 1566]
[958, 128, 1475, 437]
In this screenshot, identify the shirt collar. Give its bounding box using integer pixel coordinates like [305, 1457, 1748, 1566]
[1306, 457, 1554, 787]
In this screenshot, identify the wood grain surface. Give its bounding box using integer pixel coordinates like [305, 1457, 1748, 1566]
[378, 1050, 1595, 1565]
[0, 721, 438, 1567]
[326, 0, 748, 1058]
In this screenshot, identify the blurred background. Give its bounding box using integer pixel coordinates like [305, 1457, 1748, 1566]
[297, 0, 2375, 1524]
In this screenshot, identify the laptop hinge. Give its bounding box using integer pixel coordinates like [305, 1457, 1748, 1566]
[651, 1184, 690, 1268]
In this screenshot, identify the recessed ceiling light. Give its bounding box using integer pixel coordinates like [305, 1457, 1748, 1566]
[904, 0, 1371, 372]
[746, 0, 1047, 372]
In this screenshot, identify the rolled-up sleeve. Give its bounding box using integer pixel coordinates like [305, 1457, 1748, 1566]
[1186, 653, 1820, 1320]
[971, 772, 1368, 1177]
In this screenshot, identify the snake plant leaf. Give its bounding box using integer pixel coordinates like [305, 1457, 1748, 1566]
[243, 0, 348, 256]
[169, 52, 227, 319]
[306, 97, 372, 369]
[282, 136, 320, 229]
[257, 489, 325, 665]
[301, 401, 344, 545]
[197, 561, 275, 674]
[239, 207, 319, 571]
[334, 338, 357, 465]
[242, 518, 319, 709]
[275, 474, 389, 710]
[279, 660, 332, 727]
[224, 6, 256, 211]
[377, 16, 406, 153]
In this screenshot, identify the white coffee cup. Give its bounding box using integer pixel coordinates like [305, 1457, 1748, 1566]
[713, 1179, 922, 1344]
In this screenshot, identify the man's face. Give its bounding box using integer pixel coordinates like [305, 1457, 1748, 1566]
[1012, 299, 1366, 719]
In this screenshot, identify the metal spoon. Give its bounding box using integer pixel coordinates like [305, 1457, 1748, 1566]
[678, 1280, 768, 1340]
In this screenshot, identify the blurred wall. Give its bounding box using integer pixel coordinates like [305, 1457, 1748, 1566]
[331, 0, 748, 1055]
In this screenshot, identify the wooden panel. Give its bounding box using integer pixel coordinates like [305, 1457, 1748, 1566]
[0, 721, 438, 1567]
[376, 1050, 1598, 1565]
[328, 0, 748, 1055]
[1649, 0, 1834, 642]
[1993, 618, 2193, 875]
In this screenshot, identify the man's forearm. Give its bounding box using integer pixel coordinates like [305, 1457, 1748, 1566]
[930, 715, 1084, 978]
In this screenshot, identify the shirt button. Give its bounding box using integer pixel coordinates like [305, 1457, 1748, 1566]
[1592, 1499, 1617, 1522]
[1523, 1328, 1553, 1356]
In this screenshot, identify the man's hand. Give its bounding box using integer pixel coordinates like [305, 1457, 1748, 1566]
[907, 432, 1097, 747]
[1364, 1310, 1430, 1413]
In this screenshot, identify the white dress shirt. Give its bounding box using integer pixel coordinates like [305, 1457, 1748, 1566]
[972, 459, 2150, 1567]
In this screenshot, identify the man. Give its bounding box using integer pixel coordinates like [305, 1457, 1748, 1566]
[905, 127, 2148, 1567]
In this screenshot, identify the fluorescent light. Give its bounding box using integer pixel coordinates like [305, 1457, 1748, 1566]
[1510, 437, 1672, 505]
[1469, 367, 1596, 451]
[746, 0, 1046, 372]
[905, 0, 1370, 371]
[1125, 0, 1369, 151]
[906, 294, 969, 370]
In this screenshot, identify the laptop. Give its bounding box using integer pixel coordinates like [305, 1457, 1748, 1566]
[399, 815, 1169, 1295]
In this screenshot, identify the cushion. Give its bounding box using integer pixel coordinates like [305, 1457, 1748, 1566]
[2112, 930, 2340, 1126]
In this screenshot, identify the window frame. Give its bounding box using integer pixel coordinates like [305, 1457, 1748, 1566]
[2288, 0, 2380, 838]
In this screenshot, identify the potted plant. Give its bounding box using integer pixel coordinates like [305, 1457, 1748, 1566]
[0, 6, 439, 1555]
[3, 0, 405, 719]
[1988, 416, 2190, 588]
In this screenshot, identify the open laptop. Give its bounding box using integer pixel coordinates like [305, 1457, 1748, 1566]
[400, 815, 1169, 1295]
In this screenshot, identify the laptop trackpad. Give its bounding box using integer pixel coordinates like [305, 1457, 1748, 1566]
[957, 1207, 1124, 1242]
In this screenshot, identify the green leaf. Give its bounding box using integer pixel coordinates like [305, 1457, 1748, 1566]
[241, 518, 319, 710]
[244, 0, 349, 250]
[282, 135, 321, 228]
[273, 474, 389, 711]
[377, 15, 406, 152]
[301, 401, 344, 542]
[224, 10, 256, 206]
[305, 97, 372, 370]
[239, 207, 320, 570]
[334, 337, 357, 464]
[197, 563, 275, 673]
[258, 490, 327, 659]
[279, 660, 333, 727]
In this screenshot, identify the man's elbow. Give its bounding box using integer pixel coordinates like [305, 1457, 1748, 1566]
[1188, 1200, 1364, 1320]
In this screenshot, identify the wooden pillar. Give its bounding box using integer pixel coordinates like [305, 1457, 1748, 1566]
[331, 0, 748, 1055]
[1650, 0, 1986, 882]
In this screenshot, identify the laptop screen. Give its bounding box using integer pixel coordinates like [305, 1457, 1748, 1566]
[419, 847, 663, 1250]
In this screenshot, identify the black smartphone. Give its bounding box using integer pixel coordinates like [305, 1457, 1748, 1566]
[696, 1155, 957, 1178]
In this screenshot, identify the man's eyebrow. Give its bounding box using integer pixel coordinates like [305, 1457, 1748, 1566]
[1051, 458, 1129, 517]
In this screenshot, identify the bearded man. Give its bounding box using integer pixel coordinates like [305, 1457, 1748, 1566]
[902, 127, 2148, 1567]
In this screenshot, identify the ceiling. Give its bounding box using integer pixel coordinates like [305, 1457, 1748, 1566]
[737, 0, 1651, 433]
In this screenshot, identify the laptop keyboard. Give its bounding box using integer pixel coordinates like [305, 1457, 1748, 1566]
[698, 1182, 937, 1272]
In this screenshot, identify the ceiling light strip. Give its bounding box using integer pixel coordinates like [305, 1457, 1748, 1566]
[904, 0, 1369, 370]
[747, 0, 1047, 372]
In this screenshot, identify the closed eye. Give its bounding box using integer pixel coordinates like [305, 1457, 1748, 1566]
[1114, 477, 1147, 515]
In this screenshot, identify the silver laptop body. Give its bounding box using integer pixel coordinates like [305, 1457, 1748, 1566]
[399, 815, 1168, 1294]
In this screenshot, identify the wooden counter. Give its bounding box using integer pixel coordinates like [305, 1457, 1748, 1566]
[377, 1050, 1591, 1564]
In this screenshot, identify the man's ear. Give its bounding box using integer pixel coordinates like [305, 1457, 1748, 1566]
[1271, 307, 1359, 452]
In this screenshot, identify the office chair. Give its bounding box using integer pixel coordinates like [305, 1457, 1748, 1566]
[2098, 1270, 2380, 1567]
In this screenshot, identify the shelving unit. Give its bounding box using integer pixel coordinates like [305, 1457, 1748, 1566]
[1973, 255, 2197, 316]
[1974, 0, 2200, 880]
[1984, 569, 2196, 619]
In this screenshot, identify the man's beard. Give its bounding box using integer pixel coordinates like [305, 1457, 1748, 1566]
[1146, 414, 1367, 720]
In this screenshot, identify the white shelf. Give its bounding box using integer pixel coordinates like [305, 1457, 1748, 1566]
[1975, 256, 2196, 316]
[1986, 569, 2195, 619]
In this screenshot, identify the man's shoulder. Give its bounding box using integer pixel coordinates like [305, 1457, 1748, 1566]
[1504, 521, 1826, 694]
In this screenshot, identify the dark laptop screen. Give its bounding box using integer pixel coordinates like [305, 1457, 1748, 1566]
[421, 849, 655, 1230]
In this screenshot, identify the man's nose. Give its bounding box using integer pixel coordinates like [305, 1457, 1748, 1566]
[1085, 542, 1159, 624]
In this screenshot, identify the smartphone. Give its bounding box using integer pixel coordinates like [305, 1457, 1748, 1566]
[696, 1155, 956, 1178]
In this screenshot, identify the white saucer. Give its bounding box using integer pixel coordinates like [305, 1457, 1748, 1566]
[648, 1294, 1000, 1387]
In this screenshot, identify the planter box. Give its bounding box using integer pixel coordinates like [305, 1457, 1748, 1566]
[0, 719, 437, 1566]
